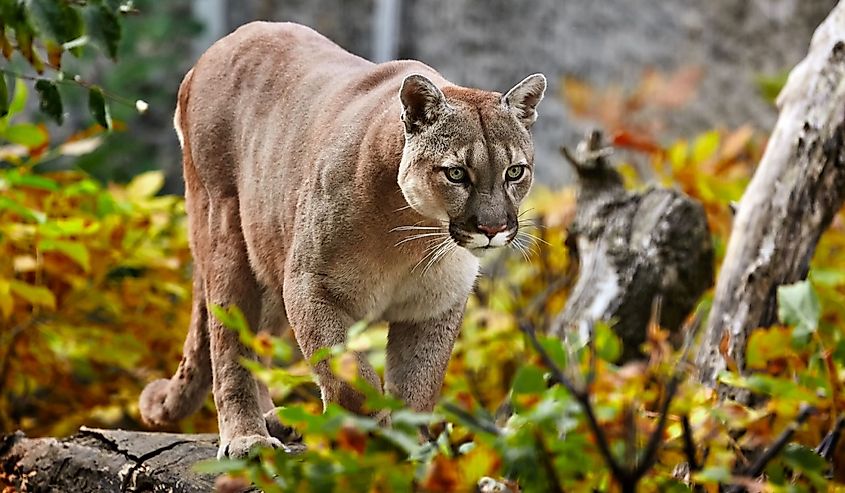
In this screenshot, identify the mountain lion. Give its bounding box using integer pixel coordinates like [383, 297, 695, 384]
[139, 21, 546, 459]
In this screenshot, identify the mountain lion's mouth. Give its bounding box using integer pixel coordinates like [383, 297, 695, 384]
[450, 228, 517, 252]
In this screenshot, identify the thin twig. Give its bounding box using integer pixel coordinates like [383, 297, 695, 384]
[816, 416, 845, 460]
[0, 67, 139, 109]
[519, 321, 629, 483]
[440, 402, 501, 436]
[632, 372, 681, 480]
[632, 312, 702, 480]
[585, 320, 597, 387]
[726, 404, 815, 493]
[681, 415, 700, 472]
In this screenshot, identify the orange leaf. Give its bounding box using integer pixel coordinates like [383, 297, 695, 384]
[337, 425, 367, 455]
[719, 330, 739, 373]
[421, 455, 461, 493]
[611, 130, 662, 155]
[717, 126, 755, 170]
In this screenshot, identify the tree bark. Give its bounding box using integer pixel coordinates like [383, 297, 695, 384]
[696, 3, 845, 388]
[550, 132, 714, 360]
[1, 428, 221, 492]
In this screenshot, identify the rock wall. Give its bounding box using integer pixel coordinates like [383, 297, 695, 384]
[224, 0, 834, 184]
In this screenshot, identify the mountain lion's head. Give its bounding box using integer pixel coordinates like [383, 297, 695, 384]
[397, 73, 546, 255]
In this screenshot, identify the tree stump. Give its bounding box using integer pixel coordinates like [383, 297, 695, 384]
[1, 428, 221, 492]
[550, 131, 714, 360]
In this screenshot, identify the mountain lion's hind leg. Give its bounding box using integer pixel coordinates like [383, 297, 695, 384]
[257, 291, 302, 445]
[206, 196, 282, 459]
[385, 304, 465, 413]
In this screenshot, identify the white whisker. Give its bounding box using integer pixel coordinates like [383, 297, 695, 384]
[390, 225, 444, 232]
[510, 236, 531, 262]
[517, 208, 535, 218]
[394, 232, 450, 247]
[423, 240, 457, 275]
[413, 237, 452, 273]
[520, 231, 550, 246]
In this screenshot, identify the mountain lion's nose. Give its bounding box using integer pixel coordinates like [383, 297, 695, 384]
[477, 223, 507, 238]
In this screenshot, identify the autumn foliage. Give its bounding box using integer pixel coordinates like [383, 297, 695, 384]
[2, 9, 845, 489]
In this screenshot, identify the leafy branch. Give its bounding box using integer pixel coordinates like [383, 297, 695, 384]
[517, 310, 700, 493]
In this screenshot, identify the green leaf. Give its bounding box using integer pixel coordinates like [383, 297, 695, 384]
[692, 466, 731, 484]
[84, 4, 121, 59]
[718, 371, 818, 403]
[38, 239, 91, 271]
[192, 458, 248, 475]
[3, 123, 48, 147]
[5, 170, 59, 191]
[756, 70, 789, 104]
[28, 0, 85, 45]
[0, 74, 8, 117]
[777, 280, 820, 345]
[88, 86, 111, 130]
[746, 327, 792, 370]
[782, 443, 826, 472]
[34, 80, 63, 125]
[782, 443, 828, 489]
[511, 364, 546, 395]
[537, 334, 567, 370]
[377, 427, 423, 455]
[809, 268, 845, 287]
[594, 321, 621, 362]
[0, 196, 47, 223]
[9, 280, 56, 309]
[7, 78, 28, 118]
[209, 304, 249, 333]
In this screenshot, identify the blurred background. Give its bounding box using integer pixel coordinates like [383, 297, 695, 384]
[1, 0, 842, 449]
[97, 0, 835, 188]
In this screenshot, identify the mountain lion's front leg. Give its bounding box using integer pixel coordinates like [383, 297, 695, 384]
[284, 274, 384, 418]
[207, 197, 282, 458]
[284, 273, 384, 421]
[385, 303, 465, 412]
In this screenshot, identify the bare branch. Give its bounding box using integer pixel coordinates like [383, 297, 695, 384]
[681, 415, 700, 472]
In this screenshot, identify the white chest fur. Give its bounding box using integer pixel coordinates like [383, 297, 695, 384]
[380, 248, 480, 323]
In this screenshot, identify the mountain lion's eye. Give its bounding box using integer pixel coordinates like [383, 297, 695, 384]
[506, 165, 525, 181]
[445, 167, 468, 183]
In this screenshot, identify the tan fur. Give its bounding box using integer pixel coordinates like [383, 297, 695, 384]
[139, 21, 545, 459]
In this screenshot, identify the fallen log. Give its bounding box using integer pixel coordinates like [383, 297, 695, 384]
[0, 427, 220, 492]
[695, 3, 845, 390]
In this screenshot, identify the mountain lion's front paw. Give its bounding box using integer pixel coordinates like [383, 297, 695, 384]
[217, 434, 283, 460]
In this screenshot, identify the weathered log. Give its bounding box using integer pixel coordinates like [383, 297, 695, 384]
[695, 4, 845, 388]
[550, 131, 714, 360]
[0, 427, 222, 492]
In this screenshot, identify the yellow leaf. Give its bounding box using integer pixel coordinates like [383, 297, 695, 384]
[0, 279, 12, 319]
[692, 130, 720, 164]
[126, 171, 164, 199]
[38, 239, 91, 271]
[9, 280, 56, 309]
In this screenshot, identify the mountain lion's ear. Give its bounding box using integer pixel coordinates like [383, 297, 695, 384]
[400, 74, 448, 133]
[502, 73, 547, 130]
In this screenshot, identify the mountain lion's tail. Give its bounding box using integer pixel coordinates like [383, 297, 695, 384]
[139, 270, 212, 426]
[140, 68, 213, 427]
